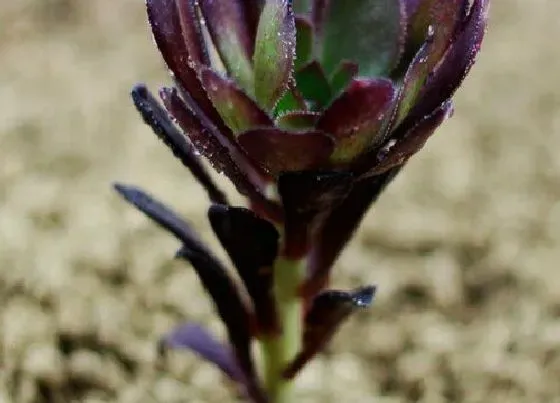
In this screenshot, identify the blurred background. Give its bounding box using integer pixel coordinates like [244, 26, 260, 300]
[1, 1, 559, 402]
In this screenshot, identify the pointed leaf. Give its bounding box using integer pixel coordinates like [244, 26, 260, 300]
[406, 0, 489, 127]
[319, 0, 405, 76]
[237, 128, 334, 176]
[274, 85, 307, 116]
[278, 171, 354, 258]
[161, 323, 244, 382]
[253, 0, 296, 110]
[275, 111, 319, 130]
[209, 205, 280, 334]
[408, 0, 465, 58]
[146, 0, 221, 126]
[317, 78, 397, 163]
[175, 0, 209, 68]
[295, 61, 332, 108]
[303, 168, 401, 297]
[371, 100, 453, 176]
[200, 68, 273, 135]
[199, 1, 254, 92]
[295, 16, 313, 70]
[284, 286, 376, 378]
[130, 84, 228, 205]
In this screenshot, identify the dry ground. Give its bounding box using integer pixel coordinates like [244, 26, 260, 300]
[1, 1, 559, 402]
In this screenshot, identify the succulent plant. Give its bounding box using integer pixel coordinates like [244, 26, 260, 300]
[114, 0, 490, 401]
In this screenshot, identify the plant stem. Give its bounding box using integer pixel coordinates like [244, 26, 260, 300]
[261, 256, 304, 402]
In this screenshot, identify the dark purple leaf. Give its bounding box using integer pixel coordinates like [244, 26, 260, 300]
[146, 0, 222, 127]
[160, 87, 280, 220]
[253, 0, 296, 110]
[408, 0, 465, 64]
[277, 171, 354, 259]
[161, 323, 244, 382]
[406, 0, 489, 128]
[237, 128, 334, 176]
[284, 286, 376, 378]
[275, 111, 319, 130]
[319, 0, 405, 76]
[317, 78, 397, 163]
[200, 68, 273, 135]
[175, 0, 209, 68]
[295, 61, 332, 108]
[302, 167, 401, 297]
[370, 100, 453, 176]
[199, 1, 254, 92]
[209, 205, 280, 335]
[130, 84, 228, 205]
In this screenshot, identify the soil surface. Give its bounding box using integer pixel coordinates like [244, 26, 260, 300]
[1, 1, 559, 402]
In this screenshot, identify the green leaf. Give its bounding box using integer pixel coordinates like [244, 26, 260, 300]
[320, 0, 404, 77]
[253, 0, 296, 111]
[295, 16, 313, 70]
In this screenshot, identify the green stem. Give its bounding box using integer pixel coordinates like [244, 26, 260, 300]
[260, 256, 304, 402]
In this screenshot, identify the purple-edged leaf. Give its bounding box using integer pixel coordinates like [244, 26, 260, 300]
[278, 171, 353, 259]
[130, 84, 228, 205]
[329, 61, 359, 98]
[295, 16, 313, 70]
[209, 205, 280, 335]
[200, 68, 273, 135]
[408, 0, 465, 58]
[253, 0, 296, 111]
[317, 78, 397, 163]
[406, 0, 489, 127]
[275, 111, 319, 130]
[303, 168, 401, 297]
[319, 0, 404, 76]
[146, 0, 222, 127]
[393, 33, 434, 126]
[175, 0, 209, 68]
[371, 100, 453, 176]
[199, 1, 254, 92]
[403, 0, 421, 17]
[274, 84, 307, 116]
[295, 61, 332, 108]
[237, 128, 334, 176]
[161, 323, 243, 383]
[284, 286, 376, 378]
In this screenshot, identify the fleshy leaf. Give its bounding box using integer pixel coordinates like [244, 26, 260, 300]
[200, 68, 273, 135]
[273, 85, 307, 116]
[319, 0, 404, 76]
[161, 323, 243, 383]
[253, 0, 296, 111]
[317, 78, 397, 163]
[237, 128, 334, 176]
[393, 32, 434, 126]
[370, 100, 453, 176]
[406, 0, 489, 128]
[277, 171, 354, 259]
[114, 186, 264, 402]
[303, 168, 401, 297]
[284, 286, 376, 378]
[295, 61, 332, 109]
[408, 0, 464, 58]
[329, 61, 359, 98]
[275, 111, 319, 130]
[209, 205, 280, 334]
[146, 0, 222, 128]
[295, 16, 313, 70]
[130, 84, 228, 205]
[199, 1, 254, 93]
[175, 0, 209, 68]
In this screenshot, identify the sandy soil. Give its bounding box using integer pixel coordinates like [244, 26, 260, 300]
[1, 1, 559, 402]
